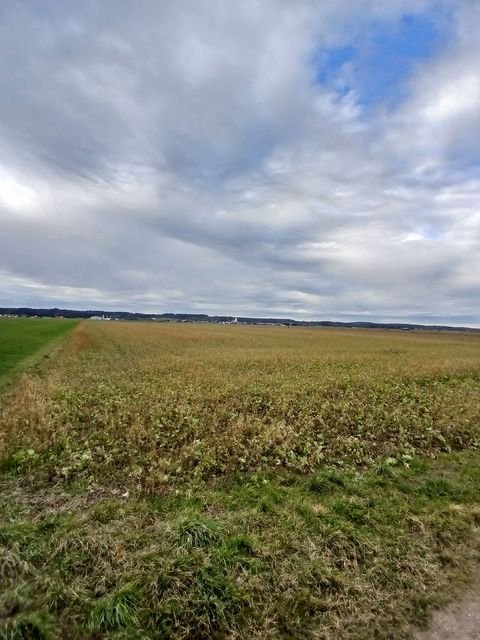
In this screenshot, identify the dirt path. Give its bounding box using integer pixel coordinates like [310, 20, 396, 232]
[414, 578, 480, 640]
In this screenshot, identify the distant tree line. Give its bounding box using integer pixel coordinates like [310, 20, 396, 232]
[0, 307, 477, 333]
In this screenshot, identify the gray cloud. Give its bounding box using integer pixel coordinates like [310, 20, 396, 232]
[0, 0, 479, 325]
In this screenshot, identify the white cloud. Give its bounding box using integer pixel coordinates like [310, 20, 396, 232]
[0, 169, 38, 213]
[0, 1, 478, 324]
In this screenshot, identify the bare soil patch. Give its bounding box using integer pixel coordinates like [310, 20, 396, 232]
[415, 576, 480, 640]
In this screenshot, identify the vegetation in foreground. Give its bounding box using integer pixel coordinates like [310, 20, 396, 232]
[1, 454, 480, 639]
[0, 318, 78, 386]
[1, 322, 480, 638]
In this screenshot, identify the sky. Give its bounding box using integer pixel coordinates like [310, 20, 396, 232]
[0, 1, 479, 325]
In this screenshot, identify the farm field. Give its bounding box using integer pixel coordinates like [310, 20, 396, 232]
[1, 321, 480, 639]
[0, 317, 78, 386]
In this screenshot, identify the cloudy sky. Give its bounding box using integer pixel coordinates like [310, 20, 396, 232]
[0, 1, 479, 324]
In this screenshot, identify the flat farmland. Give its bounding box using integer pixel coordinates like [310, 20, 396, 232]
[0, 317, 78, 385]
[1, 321, 480, 639]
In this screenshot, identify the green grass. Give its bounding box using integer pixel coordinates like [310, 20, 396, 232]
[0, 318, 78, 385]
[0, 453, 479, 639]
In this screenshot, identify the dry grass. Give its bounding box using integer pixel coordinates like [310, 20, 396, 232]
[1, 321, 479, 487]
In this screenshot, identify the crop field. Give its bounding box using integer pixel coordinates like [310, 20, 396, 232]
[1, 321, 480, 639]
[0, 317, 78, 386]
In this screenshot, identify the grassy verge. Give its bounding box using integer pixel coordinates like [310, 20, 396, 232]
[1, 453, 479, 639]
